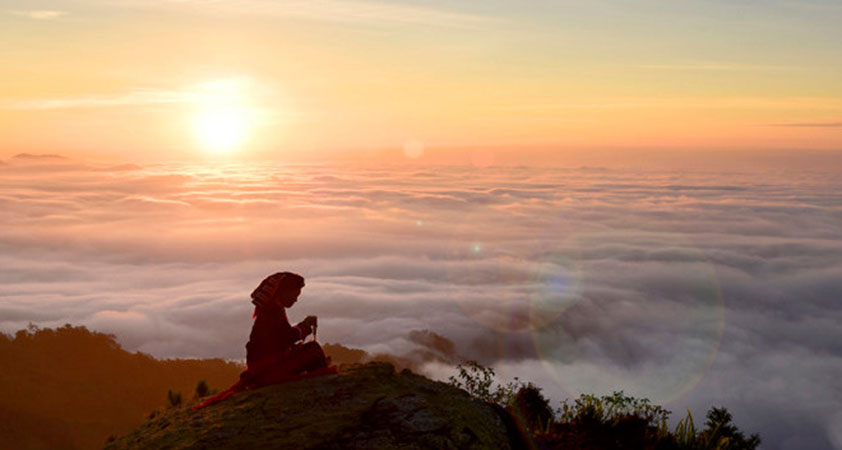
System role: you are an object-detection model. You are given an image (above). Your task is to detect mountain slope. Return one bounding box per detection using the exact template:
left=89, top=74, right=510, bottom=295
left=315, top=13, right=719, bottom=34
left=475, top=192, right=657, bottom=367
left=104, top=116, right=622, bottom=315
left=105, top=362, right=523, bottom=450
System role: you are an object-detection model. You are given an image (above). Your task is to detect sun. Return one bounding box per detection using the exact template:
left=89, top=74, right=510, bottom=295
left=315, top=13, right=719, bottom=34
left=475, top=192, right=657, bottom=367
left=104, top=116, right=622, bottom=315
left=194, top=107, right=248, bottom=154
left=191, top=79, right=252, bottom=155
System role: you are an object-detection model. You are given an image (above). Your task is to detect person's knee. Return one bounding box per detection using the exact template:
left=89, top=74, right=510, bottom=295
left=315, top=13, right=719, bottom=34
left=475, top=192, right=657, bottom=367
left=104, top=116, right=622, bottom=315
left=292, top=342, right=327, bottom=370
left=300, top=341, right=323, bottom=352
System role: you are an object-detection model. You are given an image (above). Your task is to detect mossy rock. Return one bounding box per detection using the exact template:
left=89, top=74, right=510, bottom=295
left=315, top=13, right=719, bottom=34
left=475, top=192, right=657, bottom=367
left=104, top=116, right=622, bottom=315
left=104, top=362, right=522, bottom=450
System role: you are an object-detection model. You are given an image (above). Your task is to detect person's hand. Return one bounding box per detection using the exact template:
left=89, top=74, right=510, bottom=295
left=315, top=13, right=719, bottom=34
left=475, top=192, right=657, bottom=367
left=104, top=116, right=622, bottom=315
left=301, top=315, right=318, bottom=334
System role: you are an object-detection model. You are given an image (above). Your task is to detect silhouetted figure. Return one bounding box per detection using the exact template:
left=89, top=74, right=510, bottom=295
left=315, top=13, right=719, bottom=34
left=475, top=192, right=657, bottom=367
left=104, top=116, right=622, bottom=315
left=194, top=272, right=335, bottom=410
left=242, top=271, right=329, bottom=385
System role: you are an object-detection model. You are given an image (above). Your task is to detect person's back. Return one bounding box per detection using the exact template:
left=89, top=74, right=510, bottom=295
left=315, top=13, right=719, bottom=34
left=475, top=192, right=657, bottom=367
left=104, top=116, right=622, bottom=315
left=246, top=300, right=299, bottom=368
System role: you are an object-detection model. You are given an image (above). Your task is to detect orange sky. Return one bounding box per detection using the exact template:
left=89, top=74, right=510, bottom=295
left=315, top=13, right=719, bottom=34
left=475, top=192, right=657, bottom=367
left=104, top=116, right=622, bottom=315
left=1, top=0, right=841, bottom=164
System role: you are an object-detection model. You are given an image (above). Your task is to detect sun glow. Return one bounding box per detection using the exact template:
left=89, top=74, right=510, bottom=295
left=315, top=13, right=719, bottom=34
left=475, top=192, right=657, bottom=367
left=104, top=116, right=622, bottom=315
left=191, top=79, right=253, bottom=155
left=194, top=107, right=248, bottom=154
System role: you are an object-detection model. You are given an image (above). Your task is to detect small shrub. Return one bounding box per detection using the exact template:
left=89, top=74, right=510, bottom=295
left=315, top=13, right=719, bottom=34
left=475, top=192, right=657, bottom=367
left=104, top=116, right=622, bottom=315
left=508, top=383, right=554, bottom=433
left=167, top=389, right=182, bottom=408
left=700, top=407, right=761, bottom=450
left=195, top=380, right=210, bottom=398
left=448, top=360, right=497, bottom=402
left=448, top=360, right=526, bottom=405
left=558, top=391, right=670, bottom=427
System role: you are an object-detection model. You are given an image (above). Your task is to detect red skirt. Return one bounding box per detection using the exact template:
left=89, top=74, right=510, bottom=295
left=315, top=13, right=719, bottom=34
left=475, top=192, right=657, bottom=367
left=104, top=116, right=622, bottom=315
left=246, top=341, right=329, bottom=386
left=193, top=341, right=334, bottom=410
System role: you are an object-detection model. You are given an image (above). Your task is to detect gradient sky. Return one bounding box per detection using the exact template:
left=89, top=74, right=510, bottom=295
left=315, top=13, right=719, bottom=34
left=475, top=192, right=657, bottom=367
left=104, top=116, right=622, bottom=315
left=1, top=0, right=841, bottom=162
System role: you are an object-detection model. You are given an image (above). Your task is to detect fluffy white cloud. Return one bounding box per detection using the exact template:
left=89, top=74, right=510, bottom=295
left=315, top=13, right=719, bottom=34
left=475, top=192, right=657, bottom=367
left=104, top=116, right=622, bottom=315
left=1, top=157, right=840, bottom=449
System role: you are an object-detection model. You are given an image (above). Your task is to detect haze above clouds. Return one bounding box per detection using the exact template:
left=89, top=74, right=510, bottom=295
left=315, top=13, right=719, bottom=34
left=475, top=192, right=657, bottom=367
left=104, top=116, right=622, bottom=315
left=1, top=156, right=841, bottom=449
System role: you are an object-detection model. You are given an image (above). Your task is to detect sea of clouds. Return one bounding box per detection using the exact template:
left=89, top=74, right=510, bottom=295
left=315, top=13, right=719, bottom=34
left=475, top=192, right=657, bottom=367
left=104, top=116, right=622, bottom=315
left=1, top=154, right=841, bottom=449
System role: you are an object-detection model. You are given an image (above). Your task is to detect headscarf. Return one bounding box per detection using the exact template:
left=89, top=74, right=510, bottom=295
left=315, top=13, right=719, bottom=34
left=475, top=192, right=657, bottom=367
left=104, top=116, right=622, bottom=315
left=250, top=272, right=305, bottom=318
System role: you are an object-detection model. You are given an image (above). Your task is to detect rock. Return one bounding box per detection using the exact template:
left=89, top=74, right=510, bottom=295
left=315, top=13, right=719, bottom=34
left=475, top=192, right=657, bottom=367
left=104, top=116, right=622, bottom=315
left=104, top=362, right=524, bottom=450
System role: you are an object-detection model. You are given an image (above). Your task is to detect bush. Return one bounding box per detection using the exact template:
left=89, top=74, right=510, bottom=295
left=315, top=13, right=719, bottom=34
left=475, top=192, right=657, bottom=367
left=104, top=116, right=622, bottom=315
left=195, top=380, right=210, bottom=398
left=508, top=384, right=554, bottom=433
left=559, top=391, right=670, bottom=429
left=448, top=360, right=499, bottom=403
left=699, top=407, right=761, bottom=450
left=448, top=360, right=526, bottom=405
left=166, top=390, right=182, bottom=408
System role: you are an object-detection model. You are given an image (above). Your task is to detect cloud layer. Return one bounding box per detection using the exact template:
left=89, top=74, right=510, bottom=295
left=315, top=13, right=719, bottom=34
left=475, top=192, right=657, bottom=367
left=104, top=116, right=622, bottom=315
left=1, top=158, right=840, bottom=449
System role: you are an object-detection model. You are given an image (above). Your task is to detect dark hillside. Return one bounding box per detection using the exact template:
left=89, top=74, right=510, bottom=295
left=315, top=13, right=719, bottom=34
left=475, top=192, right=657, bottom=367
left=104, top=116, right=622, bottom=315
left=105, top=362, right=521, bottom=450
left=0, top=325, right=242, bottom=450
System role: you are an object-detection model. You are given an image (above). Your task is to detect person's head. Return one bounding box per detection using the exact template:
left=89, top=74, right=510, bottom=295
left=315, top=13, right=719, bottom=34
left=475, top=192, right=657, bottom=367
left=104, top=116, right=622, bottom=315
left=251, top=272, right=305, bottom=309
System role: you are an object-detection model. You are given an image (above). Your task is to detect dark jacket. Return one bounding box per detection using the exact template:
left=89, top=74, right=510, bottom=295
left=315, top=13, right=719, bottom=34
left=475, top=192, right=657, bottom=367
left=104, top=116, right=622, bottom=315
left=245, top=302, right=305, bottom=368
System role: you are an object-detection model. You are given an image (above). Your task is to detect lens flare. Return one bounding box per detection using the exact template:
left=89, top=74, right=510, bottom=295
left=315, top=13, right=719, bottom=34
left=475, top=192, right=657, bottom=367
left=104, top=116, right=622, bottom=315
left=445, top=217, right=584, bottom=333
left=532, top=231, right=725, bottom=405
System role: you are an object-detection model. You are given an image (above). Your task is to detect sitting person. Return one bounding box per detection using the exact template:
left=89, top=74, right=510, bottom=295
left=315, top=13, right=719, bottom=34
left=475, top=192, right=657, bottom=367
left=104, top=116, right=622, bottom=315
left=193, top=271, right=333, bottom=409
left=240, top=271, right=330, bottom=387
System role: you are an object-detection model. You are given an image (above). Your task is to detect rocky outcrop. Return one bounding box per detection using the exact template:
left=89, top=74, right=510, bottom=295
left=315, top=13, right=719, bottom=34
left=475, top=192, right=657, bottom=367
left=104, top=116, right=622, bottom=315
left=105, top=362, right=524, bottom=450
